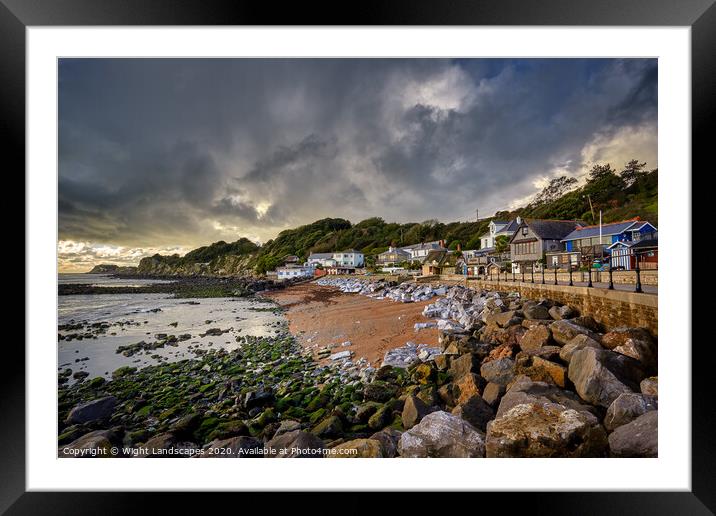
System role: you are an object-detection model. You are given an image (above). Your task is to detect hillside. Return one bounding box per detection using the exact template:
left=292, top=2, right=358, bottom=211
left=93, top=159, right=656, bottom=276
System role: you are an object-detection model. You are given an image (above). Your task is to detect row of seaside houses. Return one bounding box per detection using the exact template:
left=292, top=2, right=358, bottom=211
left=272, top=216, right=657, bottom=280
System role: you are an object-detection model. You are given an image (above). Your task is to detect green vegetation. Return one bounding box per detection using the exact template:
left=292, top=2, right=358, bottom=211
left=143, top=158, right=656, bottom=275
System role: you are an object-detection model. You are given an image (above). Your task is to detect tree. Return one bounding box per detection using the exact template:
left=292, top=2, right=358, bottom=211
left=495, top=235, right=510, bottom=253
left=620, top=159, right=648, bottom=187
left=587, top=163, right=617, bottom=183
left=532, top=176, right=578, bottom=206
left=448, top=240, right=461, bottom=250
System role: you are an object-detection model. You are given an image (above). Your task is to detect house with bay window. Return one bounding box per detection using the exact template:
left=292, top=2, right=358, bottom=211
left=508, top=219, right=584, bottom=272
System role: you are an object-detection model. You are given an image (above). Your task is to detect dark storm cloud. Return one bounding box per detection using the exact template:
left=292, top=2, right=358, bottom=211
left=58, top=58, right=657, bottom=269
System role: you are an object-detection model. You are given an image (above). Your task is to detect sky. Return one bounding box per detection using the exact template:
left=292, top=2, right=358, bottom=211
left=58, top=58, right=657, bottom=272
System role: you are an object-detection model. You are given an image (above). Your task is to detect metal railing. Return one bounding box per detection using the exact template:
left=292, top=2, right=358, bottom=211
left=479, top=249, right=656, bottom=293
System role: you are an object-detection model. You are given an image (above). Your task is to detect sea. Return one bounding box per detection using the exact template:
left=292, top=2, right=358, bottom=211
left=58, top=274, right=284, bottom=384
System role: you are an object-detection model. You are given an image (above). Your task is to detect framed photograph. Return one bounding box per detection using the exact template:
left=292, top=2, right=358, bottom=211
left=6, top=0, right=712, bottom=512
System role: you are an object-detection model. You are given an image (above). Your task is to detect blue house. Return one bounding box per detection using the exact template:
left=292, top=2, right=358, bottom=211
left=561, top=218, right=657, bottom=256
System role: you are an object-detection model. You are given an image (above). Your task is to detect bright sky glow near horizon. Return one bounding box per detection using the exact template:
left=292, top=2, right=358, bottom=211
left=58, top=58, right=657, bottom=272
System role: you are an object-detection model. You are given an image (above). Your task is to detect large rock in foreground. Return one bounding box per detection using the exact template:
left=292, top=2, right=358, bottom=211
left=550, top=320, right=602, bottom=346
left=398, top=411, right=486, bottom=458
left=608, top=411, right=658, bottom=457
left=568, top=347, right=645, bottom=408
left=265, top=430, right=326, bottom=458
left=486, top=402, right=608, bottom=457
left=65, top=396, right=118, bottom=425
left=496, top=375, right=599, bottom=418
left=327, top=439, right=384, bottom=458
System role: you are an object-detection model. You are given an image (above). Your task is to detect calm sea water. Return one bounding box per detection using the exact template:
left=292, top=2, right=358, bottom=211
left=58, top=274, right=284, bottom=383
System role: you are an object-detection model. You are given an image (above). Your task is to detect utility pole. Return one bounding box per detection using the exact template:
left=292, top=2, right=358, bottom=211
left=476, top=208, right=479, bottom=223
left=583, top=194, right=595, bottom=223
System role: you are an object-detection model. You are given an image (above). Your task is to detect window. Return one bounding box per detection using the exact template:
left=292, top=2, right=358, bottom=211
left=522, top=227, right=528, bottom=236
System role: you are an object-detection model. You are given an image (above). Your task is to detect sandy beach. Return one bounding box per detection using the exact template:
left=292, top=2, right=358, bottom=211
left=264, top=282, right=439, bottom=367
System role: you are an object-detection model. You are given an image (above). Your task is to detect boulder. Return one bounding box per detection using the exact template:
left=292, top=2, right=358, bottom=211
left=613, top=337, right=657, bottom=371
left=522, top=304, right=551, bottom=320
left=402, top=395, right=432, bottom=430
left=640, top=376, right=658, bottom=397
left=433, top=354, right=451, bottom=371
left=549, top=305, right=577, bottom=320
left=398, top=411, right=486, bottom=458
left=65, top=396, right=118, bottom=425
left=480, top=357, right=515, bottom=386
left=354, top=402, right=382, bottom=423
left=367, top=405, right=393, bottom=431
left=571, top=315, right=604, bottom=333
left=481, top=382, right=506, bottom=407
left=370, top=428, right=402, bottom=458
left=550, top=320, right=602, bottom=346
left=327, top=439, right=384, bottom=458
left=58, top=430, right=114, bottom=457
left=559, top=334, right=603, bottom=363
left=486, top=402, right=608, bottom=457
left=311, top=416, right=344, bottom=439
left=449, top=353, right=480, bottom=378
left=363, top=381, right=399, bottom=402
left=519, top=325, right=552, bottom=351
left=451, top=394, right=494, bottom=432
left=454, top=373, right=485, bottom=405
left=497, top=375, right=599, bottom=419
left=203, top=436, right=264, bottom=458
left=568, top=347, right=645, bottom=408
left=601, top=327, right=654, bottom=350
left=515, top=353, right=568, bottom=388
left=608, top=411, right=658, bottom=457
left=604, top=393, right=658, bottom=432
left=273, top=419, right=302, bottom=438
left=265, top=430, right=326, bottom=458
left=141, top=432, right=198, bottom=457
left=491, top=310, right=522, bottom=328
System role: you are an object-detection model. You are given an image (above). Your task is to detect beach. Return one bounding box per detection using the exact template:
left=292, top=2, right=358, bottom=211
left=264, top=282, right=439, bottom=367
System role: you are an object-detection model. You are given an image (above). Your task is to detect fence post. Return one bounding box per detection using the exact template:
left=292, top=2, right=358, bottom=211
left=531, top=263, right=535, bottom=283
left=587, top=266, right=593, bottom=288
left=541, top=264, right=545, bottom=284
left=569, top=266, right=573, bottom=286
left=635, top=252, right=643, bottom=293
left=522, top=268, right=525, bottom=283
left=553, top=266, right=558, bottom=285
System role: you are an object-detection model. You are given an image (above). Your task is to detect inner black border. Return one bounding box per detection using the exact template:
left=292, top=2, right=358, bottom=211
left=4, top=0, right=712, bottom=513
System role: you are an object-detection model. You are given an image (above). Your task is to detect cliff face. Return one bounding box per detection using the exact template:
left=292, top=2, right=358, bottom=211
left=88, top=264, right=138, bottom=274
left=136, top=253, right=256, bottom=277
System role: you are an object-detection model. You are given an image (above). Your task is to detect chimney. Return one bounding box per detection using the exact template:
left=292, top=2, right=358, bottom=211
left=439, top=239, right=446, bottom=248
left=457, top=243, right=462, bottom=252
left=516, top=216, right=522, bottom=225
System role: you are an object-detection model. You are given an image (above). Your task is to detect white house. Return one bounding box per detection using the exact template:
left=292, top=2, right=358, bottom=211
left=276, top=265, right=314, bottom=280
left=479, top=218, right=521, bottom=249
left=332, top=249, right=364, bottom=267
left=306, top=252, right=336, bottom=267
left=401, top=240, right=446, bottom=261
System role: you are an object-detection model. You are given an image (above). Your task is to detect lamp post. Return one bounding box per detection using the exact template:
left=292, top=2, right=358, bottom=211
left=568, top=263, right=574, bottom=286
left=553, top=265, right=558, bottom=285
left=608, top=254, right=614, bottom=290
left=541, top=262, right=545, bottom=284
left=587, top=265, right=593, bottom=288
left=531, top=263, right=535, bottom=283
left=635, top=252, right=643, bottom=293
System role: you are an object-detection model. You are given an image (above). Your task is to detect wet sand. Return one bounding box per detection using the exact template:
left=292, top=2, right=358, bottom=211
left=264, top=282, right=439, bottom=367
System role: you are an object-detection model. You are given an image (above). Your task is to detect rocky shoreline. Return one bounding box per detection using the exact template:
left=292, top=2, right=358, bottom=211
left=58, top=275, right=295, bottom=298
left=59, top=277, right=657, bottom=458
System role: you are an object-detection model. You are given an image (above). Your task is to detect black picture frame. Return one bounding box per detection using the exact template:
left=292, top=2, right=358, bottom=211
left=4, top=0, right=712, bottom=513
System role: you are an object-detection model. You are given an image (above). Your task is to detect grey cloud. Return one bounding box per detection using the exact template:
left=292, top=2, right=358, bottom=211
left=59, top=58, right=657, bottom=258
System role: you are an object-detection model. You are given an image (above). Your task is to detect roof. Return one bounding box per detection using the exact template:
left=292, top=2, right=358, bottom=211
left=308, top=252, right=334, bottom=259
left=402, top=241, right=443, bottom=251
left=336, top=249, right=362, bottom=254
left=520, top=219, right=584, bottom=241
left=424, top=249, right=448, bottom=264
left=630, top=238, right=658, bottom=249
left=378, top=247, right=410, bottom=256
left=561, top=218, right=648, bottom=241
left=491, top=220, right=509, bottom=226
left=496, top=219, right=521, bottom=233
